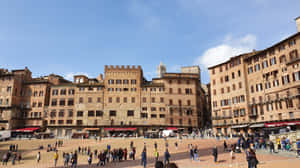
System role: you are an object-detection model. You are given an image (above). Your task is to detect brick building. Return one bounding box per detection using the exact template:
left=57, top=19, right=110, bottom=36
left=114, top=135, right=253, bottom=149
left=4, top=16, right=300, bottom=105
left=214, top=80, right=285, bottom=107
left=209, top=17, right=300, bottom=136
left=0, top=64, right=207, bottom=137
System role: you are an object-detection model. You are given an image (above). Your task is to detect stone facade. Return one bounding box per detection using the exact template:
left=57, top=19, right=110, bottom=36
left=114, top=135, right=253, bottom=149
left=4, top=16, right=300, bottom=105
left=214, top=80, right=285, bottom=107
left=209, top=19, right=300, bottom=136
left=0, top=64, right=208, bottom=137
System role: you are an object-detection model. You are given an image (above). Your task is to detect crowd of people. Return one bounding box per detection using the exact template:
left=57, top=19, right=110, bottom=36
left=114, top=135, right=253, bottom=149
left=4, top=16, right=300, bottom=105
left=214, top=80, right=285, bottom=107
left=1, top=144, right=22, bottom=166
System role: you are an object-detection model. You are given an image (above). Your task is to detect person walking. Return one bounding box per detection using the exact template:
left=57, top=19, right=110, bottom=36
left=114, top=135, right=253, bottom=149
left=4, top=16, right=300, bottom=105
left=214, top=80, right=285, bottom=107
left=17, top=152, right=22, bottom=164
left=164, top=149, right=171, bottom=165
left=189, top=145, right=194, bottom=161
left=175, top=142, right=178, bottom=150
left=212, top=146, right=218, bottom=163
left=88, top=153, right=93, bottom=167
left=276, top=137, right=281, bottom=151
left=193, top=146, right=199, bottom=161
left=2, top=152, right=8, bottom=165
left=37, top=151, right=41, bottom=163
left=249, top=148, right=258, bottom=168
left=296, top=139, right=300, bottom=157
left=54, top=151, right=59, bottom=167
left=71, top=151, right=78, bottom=168
left=269, top=140, right=275, bottom=153
left=224, top=140, right=228, bottom=152
left=141, top=149, right=147, bottom=168
left=155, top=148, right=159, bottom=161
left=64, top=152, right=70, bottom=168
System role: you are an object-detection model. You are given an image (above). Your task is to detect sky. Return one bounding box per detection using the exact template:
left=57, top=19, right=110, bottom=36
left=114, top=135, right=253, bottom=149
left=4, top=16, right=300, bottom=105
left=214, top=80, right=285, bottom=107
left=0, top=0, right=300, bottom=84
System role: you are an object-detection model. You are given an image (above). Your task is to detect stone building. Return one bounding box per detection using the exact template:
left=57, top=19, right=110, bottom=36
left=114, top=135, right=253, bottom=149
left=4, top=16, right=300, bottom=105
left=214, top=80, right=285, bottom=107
left=0, top=64, right=208, bottom=137
left=209, top=17, right=300, bottom=136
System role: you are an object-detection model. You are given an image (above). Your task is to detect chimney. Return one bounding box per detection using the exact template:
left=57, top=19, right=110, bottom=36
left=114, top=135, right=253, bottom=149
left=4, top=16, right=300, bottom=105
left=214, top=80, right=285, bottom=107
left=296, top=16, right=300, bottom=32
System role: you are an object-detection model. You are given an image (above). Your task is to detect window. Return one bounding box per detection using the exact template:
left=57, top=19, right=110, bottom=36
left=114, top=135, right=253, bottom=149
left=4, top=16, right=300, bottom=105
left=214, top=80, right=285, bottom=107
left=52, top=89, right=58, bottom=95
left=38, top=102, right=42, bottom=107
left=50, top=120, right=56, bottom=124
left=187, top=100, right=191, bottom=106
left=115, top=88, right=121, bottom=92
left=255, top=64, right=260, bottom=71
left=123, top=88, right=129, bottom=91
left=123, top=79, right=129, bottom=84
left=39, top=91, right=44, bottom=97
left=88, top=97, right=92, bottom=103
left=256, top=83, right=263, bottom=92
left=225, top=76, right=229, bottom=82
left=109, top=110, right=116, bottom=117
left=131, top=97, right=135, bottom=103
left=221, top=88, right=224, bottom=94
left=68, top=99, right=74, bottom=106
left=96, top=111, right=103, bottom=117
left=219, top=66, right=223, bottom=72
left=151, top=98, right=155, bottom=103
left=278, top=45, right=285, bottom=52
left=169, top=88, right=173, bottom=94
left=186, top=80, right=190, bottom=84
left=50, top=110, right=56, bottom=118
left=77, top=111, right=83, bottom=117
left=141, top=113, right=148, bottom=118
left=248, top=67, right=253, bottom=74
left=265, top=82, right=271, bottom=89
left=88, top=111, right=95, bottom=117
left=279, top=55, right=286, bottom=63
left=79, top=97, right=83, bottom=104
left=131, top=80, right=137, bottom=84
left=60, top=89, right=66, bottom=95
left=238, top=82, right=242, bottom=89
left=159, top=107, right=165, bottom=112
left=97, top=97, right=101, bottom=103
left=68, top=89, right=75, bottom=95
left=212, top=69, right=215, bottom=74
left=289, top=39, right=296, bottom=47
left=240, top=109, right=245, bottom=116
left=127, top=110, right=134, bottom=116
left=227, top=87, right=230, bottom=93
left=59, top=99, right=65, bottom=106
left=273, top=80, right=279, bottom=87
left=213, top=79, right=216, bottom=85
left=116, top=97, right=120, bottom=103
left=185, top=88, right=192, bottom=94
left=240, top=95, right=245, bottom=102
left=238, top=70, right=241, bottom=77
left=68, top=110, right=73, bottom=117
left=160, top=114, right=165, bottom=118
left=67, top=120, right=72, bottom=124
left=213, top=89, right=216, bottom=95
left=79, top=87, right=85, bottom=91
left=232, top=72, right=235, bottom=79
left=59, top=110, right=64, bottom=117
left=108, top=88, right=114, bottom=92
left=160, top=97, right=164, bottom=103
left=262, top=60, right=268, bottom=68
left=179, top=119, right=183, bottom=125
left=76, top=120, right=83, bottom=125
left=142, top=97, right=146, bottom=103
left=131, top=88, right=137, bottom=92
left=270, top=57, right=276, bottom=65
left=151, top=107, right=156, bottom=111
left=282, top=75, right=290, bottom=85
left=108, top=80, right=114, bottom=84
left=232, top=84, right=236, bottom=91
left=178, top=100, right=182, bottom=106
left=51, top=99, right=57, bottom=106
left=123, top=97, right=127, bottom=103
left=293, top=71, right=300, bottom=81
left=116, top=79, right=122, bottom=84
left=33, top=91, right=38, bottom=97
left=32, top=102, right=37, bottom=107
left=151, top=114, right=157, bottom=118
left=178, top=88, right=181, bottom=94
left=170, top=118, right=174, bottom=124
left=169, top=99, right=173, bottom=105
left=220, top=77, right=223, bottom=83
left=142, top=107, right=147, bottom=111
left=289, top=50, right=299, bottom=60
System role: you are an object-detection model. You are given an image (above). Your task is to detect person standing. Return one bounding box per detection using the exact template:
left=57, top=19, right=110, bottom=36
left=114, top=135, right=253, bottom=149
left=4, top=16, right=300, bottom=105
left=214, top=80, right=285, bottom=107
left=276, top=137, right=281, bottom=151
left=64, top=152, right=70, bottom=168
left=71, top=151, right=78, bottom=168
left=17, top=152, right=22, bottom=164
left=193, top=146, right=199, bottom=161
left=164, top=149, right=170, bottom=165
left=212, top=146, right=218, bottom=163
left=37, top=151, right=41, bottom=163
left=296, top=139, right=300, bottom=157
left=189, top=145, right=194, bottom=161
left=175, top=142, right=178, bottom=150
left=141, top=149, right=147, bottom=168
left=54, top=151, right=59, bottom=167
left=249, top=148, right=258, bottom=168
left=269, top=140, right=275, bottom=153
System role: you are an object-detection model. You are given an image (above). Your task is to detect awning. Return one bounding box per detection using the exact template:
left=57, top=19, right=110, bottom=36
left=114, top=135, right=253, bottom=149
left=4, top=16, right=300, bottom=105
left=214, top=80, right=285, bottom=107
left=84, top=128, right=100, bottom=131
left=104, top=128, right=137, bottom=131
left=167, top=127, right=178, bottom=130
left=249, top=123, right=265, bottom=128
left=231, top=124, right=249, bottom=129
left=14, top=127, right=40, bottom=132
left=264, top=120, right=300, bottom=128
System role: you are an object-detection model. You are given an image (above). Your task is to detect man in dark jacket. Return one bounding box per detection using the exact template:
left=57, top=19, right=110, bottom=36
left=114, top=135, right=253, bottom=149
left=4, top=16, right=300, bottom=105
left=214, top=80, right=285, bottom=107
left=212, top=146, right=218, bottom=162
left=164, top=149, right=170, bottom=165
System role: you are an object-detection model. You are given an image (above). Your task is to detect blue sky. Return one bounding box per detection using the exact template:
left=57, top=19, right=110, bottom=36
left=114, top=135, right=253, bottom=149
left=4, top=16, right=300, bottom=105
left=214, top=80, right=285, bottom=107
left=0, top=0, right=299, bottom=84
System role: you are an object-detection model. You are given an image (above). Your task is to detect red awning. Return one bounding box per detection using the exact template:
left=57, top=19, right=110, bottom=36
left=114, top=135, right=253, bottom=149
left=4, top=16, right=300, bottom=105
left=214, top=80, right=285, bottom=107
left=264, top=121, right=300, bottom=128
left=14, top=127, right=40, bottom=132
left=104, top=128, right=136, bottom=131
left=167, top=127, right=178, bottom=130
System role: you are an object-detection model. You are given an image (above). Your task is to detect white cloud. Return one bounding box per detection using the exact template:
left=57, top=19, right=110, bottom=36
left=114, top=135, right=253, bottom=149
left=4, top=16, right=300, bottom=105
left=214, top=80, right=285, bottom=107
left=195, top=34, right=257, bottom=67
left=64, top=72, right=89, bottom=81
